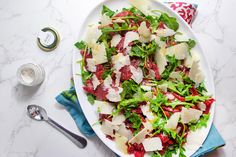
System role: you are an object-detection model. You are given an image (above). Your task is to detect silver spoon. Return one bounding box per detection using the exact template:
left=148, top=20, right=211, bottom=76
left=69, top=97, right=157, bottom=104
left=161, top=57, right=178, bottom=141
left=27, top=104, right=87, bottom=148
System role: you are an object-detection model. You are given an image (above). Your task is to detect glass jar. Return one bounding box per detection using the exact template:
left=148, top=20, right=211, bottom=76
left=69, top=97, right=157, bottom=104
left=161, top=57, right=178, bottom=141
left=17, top=63, right=45, bottom=86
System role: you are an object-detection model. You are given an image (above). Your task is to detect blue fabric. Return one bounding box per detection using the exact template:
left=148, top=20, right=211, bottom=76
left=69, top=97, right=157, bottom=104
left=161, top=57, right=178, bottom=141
left=56, top=86, right=95, bottom=137
left=56, top=86, right=225, bottom=156
left=192, top=125, right=225, bottom=157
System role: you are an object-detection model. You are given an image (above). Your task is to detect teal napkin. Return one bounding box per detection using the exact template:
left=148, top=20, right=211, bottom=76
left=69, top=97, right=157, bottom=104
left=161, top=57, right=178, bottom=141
left=56, top=86, right=225, bottom=156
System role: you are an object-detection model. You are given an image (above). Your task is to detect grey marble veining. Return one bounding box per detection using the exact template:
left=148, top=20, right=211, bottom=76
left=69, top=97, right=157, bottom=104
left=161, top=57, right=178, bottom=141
left=0, top=0, right=235, bottom=157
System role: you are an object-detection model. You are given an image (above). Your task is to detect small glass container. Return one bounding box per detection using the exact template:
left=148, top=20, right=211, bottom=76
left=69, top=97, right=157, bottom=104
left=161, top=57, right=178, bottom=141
left=17, top=63, right=45, bottom=86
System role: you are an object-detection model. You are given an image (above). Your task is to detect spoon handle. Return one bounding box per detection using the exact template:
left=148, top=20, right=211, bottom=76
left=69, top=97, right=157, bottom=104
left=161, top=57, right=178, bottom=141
left=46, top=117, right=87, bottom=148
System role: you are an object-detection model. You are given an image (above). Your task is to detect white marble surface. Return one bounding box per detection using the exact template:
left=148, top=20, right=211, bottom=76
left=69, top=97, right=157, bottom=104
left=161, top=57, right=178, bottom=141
left=0, top=0, right=235, bottom=157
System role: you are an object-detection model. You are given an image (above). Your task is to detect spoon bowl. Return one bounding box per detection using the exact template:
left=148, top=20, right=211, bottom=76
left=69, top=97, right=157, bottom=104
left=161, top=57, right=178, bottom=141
left=27, top=104, right=87, bottom=148
left=27, top=104, right=48, bottom=121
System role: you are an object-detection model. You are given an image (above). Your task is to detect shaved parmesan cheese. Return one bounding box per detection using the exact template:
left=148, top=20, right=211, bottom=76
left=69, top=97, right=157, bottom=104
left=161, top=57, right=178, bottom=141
left=106, top=88, right=121, bottom=102
left=124, top=31, right=139, bottom=48
left=184, top=50, right=200, bottom=68
left=104, top=75, right=113, bottom=88
left=115, top=71, right=121, bottom=87
left=139, top=35, right=150, bottom=43
left=112, top=114, right=126, bottom=125
left=129, top=121, right=153, bottom=144
left=169, top=71, right=183, bottom=82
left=95, top=100, right=113, bottom=114
left=143, top=121, right=153, bottom=130
left=125, top=46, right=132, bottom=54
left=113, top=18, right=125, bottom=23
left=165, top=112, right=180, bottom=130
left=181, top=107, right=203, bottom=124
left=128, top=0, right=150, bottom=15
left=86, top=58, right=97, bottom=72
left=158, top=83, right=168, bottom=92
left=117, top=123, right=133, bottom=139
left=184, top=129, right=205, bottom=150
left=141, top=105, right=155, bottom=120
left=142, top=137, right=163, bottom=151
left=156, top=28, right=176, bottom=37
left=101, top=119, right=119, bottom=136
left=149, top=70, right=156, bottom=79
left=144, top=91, right=153, bottom=99
left=91, top=74, right=100, bottom=90
left=115, top=135, right=128, bottom=154
left=130, top=66, right=143, bottom=84
left=129, top=127, right=149, bottom=144
left=154, top=47, right=167, bottom=74
left=175, top=33, right=189, bottom=42
left=141, top=85, right=151, bottom=91
left=151, top=35, right=166, bottom=47
left=112, top=53, right=130, bottom=71
left=189, top=61, right=205, bottom=84
left=111, top=34, right=122, bottom=47
left=84, top=24, right=102, bottom=48
left=100, top=14, right=112, bottom=27
left=138, top=21, right=151, bottom=38
left=197, top=102, right=206, bottom=111
left=92, top=42, right=108, bottom=65
left=165, top=93, right=175, bottom=100
left=166, top=43, right=188, bottom=60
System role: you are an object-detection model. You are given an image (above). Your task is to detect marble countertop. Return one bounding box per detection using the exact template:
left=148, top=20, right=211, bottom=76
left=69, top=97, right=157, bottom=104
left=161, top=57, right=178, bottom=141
left=0, top=0, right=235, bottom=157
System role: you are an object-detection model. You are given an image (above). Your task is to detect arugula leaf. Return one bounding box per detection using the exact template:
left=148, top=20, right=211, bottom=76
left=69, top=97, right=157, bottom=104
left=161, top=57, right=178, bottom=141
left=102, top=69, right=114, bottom=80
left=160, top=36, right=168, bottom=42
left=159, top=13, right=179, bottom=31
left=196, top=82, right=207, bottom=95
left=186, top=39, right=196, bottom=51
left=75, top=41, right=86, bottom=50
left=151, top=152, right=162, bottom=157
left=118, top=96, right=147, bottom=109
left=100, top=23, right=137, bottom=33
left=87, top=94, right=95, bottom=104
left=82, top=70, right=92, bottom=84
left=179, top=147, right=186, bottom=157
left=150, top=92, right=167, bottom=113
left=185, top=95, right=209, bottom=103
left=166, top=100, right=194, bottom=108
left=189, top=114, right=210, bottom=131
left=97, top=33, right=112, bottom=43
left=126, top=113, right=142, bottom=132
left=128, top=7, right=145, bottom=17
left=146, top=15, right=159, bottom=33
left=130, top=40, right=158, bottom=58
left=167, top=81, right=191, bottom=96
left=163, top=145, right=179, bottom=157
left=102, top=5, right=115, bottom=17
left=121, top=80, right=139, bottom=99
left=161, top=55, right=180, bottom=79
left=106, top=46, right=117, bottom=62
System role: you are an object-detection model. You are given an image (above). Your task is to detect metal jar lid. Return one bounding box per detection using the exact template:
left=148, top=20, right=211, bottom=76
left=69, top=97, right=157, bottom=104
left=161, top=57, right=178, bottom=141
left=37, top=27, right=60, bottom=52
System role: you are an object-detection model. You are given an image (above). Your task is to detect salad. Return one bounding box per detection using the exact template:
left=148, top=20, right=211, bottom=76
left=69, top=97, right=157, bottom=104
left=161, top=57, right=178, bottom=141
left=75, top=1, right=214, bottom=157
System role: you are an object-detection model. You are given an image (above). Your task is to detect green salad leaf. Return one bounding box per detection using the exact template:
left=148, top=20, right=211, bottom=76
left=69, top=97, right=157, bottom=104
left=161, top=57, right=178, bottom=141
left=87, top=94, right=95, bottom=104
left=189, top=114, right=210, bottom=131
left=126, top=112, right=142, bottom=133
left=159, top=13, right=179, bottom=31
left=121, top=80, right=139, bottom=99
left=102, top=5, right=115, bottom=17
left=130, top=40, right=158, bottom=58
left=161, top=55, right=180, bottom=79
left=75, top=41, right=86, bottom=50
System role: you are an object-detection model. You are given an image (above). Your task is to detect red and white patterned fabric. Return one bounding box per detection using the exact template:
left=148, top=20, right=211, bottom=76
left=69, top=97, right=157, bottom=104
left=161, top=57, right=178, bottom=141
left=166, top=2, right=198, bottom=25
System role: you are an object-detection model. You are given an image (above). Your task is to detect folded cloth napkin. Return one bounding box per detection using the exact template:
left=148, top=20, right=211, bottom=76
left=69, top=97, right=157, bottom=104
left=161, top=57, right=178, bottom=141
left=56, top=1, right=225, bottom=156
